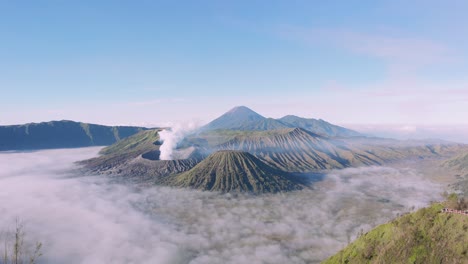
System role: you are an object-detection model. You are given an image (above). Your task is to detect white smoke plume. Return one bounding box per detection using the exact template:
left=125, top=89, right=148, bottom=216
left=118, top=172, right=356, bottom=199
left=0, top=148, right=443, bottom=264
left=159, top=122, right=199, bottom=160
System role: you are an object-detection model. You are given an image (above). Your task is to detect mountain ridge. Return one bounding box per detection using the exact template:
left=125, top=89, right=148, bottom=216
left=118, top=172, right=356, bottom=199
left=201, top=106, right=362, bottom=137
left=0, top=120, right=147, bottom=150
left=77, top=106, right=468, bottom=194
left=278, top=115, right=361, bottom=137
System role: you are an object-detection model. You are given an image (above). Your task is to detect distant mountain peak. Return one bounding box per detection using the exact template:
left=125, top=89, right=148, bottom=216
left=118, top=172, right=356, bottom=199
left=282, top=114, right=301, bottom=119
left=201, top=106, right=361, bottom=136
left=226, top=106, right=264, bottom=118
left=227, top=105, right=255, bottom=113
left=201, top=106, right=283, bottom=131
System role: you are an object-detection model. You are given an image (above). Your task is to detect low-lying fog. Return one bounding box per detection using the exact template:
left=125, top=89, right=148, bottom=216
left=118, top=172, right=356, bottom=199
left=0, top=148, right=442, bottom=264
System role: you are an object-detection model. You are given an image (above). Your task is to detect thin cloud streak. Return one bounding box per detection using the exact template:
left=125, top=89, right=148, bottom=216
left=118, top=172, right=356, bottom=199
left=280, top=26, right=453, bottom=69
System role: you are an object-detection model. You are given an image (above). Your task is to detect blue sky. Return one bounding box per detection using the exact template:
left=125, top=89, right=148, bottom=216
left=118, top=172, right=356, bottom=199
left=1, top=0, right=468, bottom=127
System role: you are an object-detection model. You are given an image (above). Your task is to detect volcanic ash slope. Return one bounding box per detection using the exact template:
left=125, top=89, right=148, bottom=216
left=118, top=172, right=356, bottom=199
left=164, top=150, right=305, bottom=193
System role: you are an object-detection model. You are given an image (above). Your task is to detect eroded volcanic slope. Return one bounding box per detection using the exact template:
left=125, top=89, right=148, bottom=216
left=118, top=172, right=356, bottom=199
left=80, top=106, right=468, bottom=192
left=163, top=150, right=305, bottom=193
left=215, top=127, right=466, bottom=172
left=81, top=127, right=468, bottom=186
left=216, top=128, right=363, bottom=171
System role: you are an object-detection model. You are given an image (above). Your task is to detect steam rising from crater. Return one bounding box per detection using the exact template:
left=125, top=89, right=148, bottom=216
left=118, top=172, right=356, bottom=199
left=159, top=123, right=198, bottom=160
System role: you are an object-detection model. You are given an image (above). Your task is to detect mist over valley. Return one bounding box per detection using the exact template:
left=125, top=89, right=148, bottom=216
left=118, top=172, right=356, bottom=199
left=0, top=147, right=449, bottom=264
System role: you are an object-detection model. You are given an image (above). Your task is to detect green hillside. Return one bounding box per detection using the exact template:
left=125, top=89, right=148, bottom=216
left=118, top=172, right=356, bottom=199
left=444, top=152, right=468, bottom=196
left=99, top=129, right=161, bottom=156
left=322, top=202, right=468, bottom=264
left=0, top=120, right=146, bottom=150
left=80, top=129, right=161, bottom=173
left=443, top=152, right=468, bottom=175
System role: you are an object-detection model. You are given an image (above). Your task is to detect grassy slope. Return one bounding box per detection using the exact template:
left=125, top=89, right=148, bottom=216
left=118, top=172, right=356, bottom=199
left=80, top=129, right=161, bottom=171
left=99, top=129, right=161, bottom=156
left=444, top=152, right=468, bottom=174
left=444, top=152, right=468, bottom=197
left=322, top=203, right=468, bottom=264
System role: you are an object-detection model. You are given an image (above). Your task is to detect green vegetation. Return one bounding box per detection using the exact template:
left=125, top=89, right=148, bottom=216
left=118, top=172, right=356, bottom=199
left=80, top=129, right=162, bottom=174
left=322, top=200, right=468, bottom=264
left=99, top=129, right=161, bottom=156
left=444, top=193, right=468, bottom=210
left=443, top=152, right=468, bottom=174
left=167, top=150, right=305, bottom=193
left=1, top=220, right=42, bottom=264
left=443, top=152, right=468, bottom=196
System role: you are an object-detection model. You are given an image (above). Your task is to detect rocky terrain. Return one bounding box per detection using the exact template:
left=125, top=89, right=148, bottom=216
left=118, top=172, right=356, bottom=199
left=162, top=150, right=306, bottom=193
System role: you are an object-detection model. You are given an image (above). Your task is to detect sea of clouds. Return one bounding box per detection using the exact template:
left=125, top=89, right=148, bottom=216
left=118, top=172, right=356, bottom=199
left=0, top=148, right=442, bottom=264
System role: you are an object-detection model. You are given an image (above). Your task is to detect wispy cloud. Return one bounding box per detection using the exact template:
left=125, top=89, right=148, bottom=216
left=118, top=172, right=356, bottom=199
left=281, top=26, right=453, bottom=70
